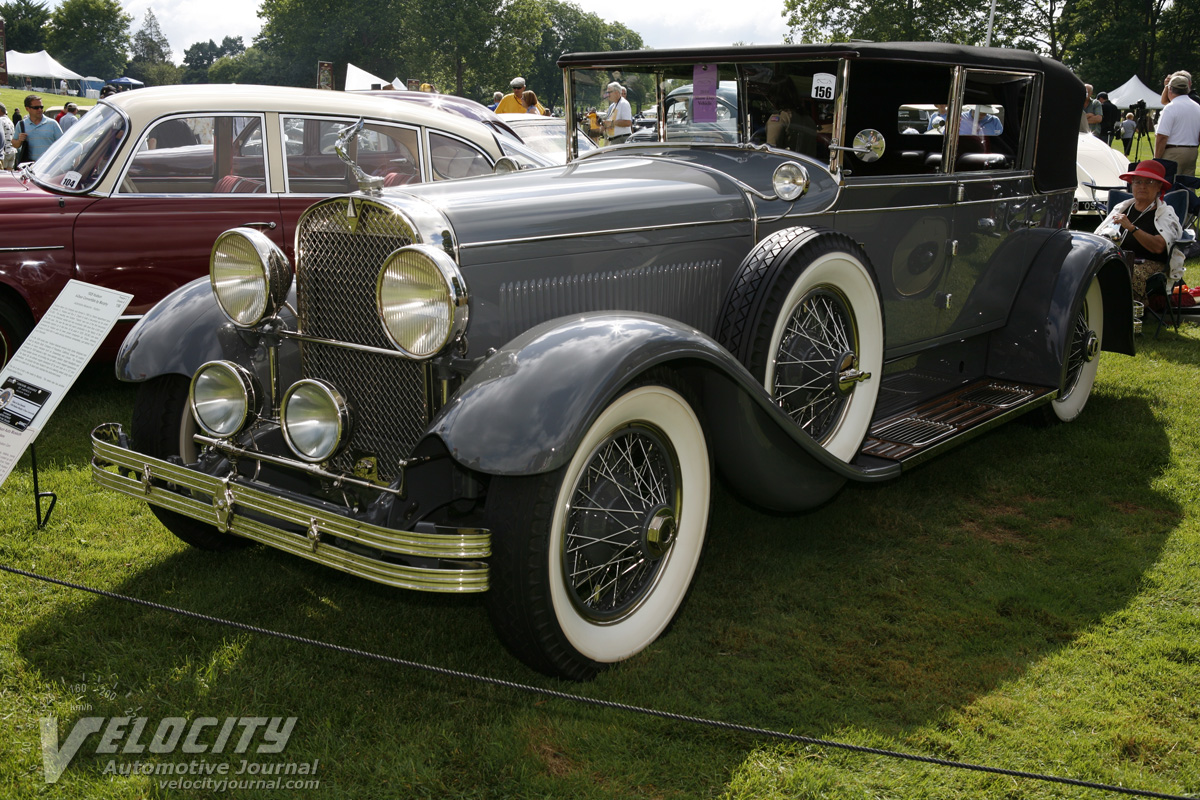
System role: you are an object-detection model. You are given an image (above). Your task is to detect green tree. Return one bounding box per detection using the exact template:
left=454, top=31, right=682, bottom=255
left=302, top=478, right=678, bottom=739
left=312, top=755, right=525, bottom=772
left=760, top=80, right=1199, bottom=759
left=526, top=1, right=643, bottom=110
left=181, top=36, right=244, bottom=83
left=256, top=0, right=406, bottom=88
left=208, top=46, right=279, bottom=85
left=45, top=0, right=131, bottom=78
left=125, top=9, right=179, bottom=86
left=0, top=0, right=51, bottom=53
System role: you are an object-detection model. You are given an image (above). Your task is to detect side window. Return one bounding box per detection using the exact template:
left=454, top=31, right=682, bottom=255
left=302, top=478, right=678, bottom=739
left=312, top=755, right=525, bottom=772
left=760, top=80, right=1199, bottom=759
left=843, top=61, right=954, bottom=177
left=122, top=115, right=265, bottom=194
left=428, top=132, right=492, bottom=180
left=954, top=71, right=1033, bottom=173
left=282, top=117, right=422, bottom=193
left=744, top=61, right=838, bottom=162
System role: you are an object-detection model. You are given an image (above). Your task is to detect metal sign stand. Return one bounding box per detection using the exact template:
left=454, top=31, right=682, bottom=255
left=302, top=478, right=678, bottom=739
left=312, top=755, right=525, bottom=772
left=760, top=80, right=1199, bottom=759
left=30, top=443, right=56, bottom=529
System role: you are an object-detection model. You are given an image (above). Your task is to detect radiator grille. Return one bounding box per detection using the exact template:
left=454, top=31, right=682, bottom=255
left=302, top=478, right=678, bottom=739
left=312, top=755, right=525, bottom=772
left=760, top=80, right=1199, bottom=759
left=295, top=199, right=429, bottom=480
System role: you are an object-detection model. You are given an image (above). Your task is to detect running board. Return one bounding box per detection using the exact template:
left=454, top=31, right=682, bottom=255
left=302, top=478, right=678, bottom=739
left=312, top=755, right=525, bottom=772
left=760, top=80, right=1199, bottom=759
left=859, top=379, right=1056, bottom=467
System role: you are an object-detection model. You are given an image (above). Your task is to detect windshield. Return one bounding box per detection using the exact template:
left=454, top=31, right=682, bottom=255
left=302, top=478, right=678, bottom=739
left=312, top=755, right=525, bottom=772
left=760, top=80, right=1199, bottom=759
left=29, top=104, right=128, bottom=194
left=568, top=61, right=838, bottom=162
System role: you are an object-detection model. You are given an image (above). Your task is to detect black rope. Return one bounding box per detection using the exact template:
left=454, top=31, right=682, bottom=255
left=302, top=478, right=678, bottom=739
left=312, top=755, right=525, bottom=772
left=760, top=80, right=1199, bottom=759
left=1, top=562, right=1193, bottom=800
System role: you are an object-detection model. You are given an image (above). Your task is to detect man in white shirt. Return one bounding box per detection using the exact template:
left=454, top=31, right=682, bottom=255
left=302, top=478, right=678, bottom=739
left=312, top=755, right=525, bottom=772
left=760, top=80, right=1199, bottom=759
left=1155, top=73, right=1200, bottom=177
left=603, top=82, right=632, bottom=143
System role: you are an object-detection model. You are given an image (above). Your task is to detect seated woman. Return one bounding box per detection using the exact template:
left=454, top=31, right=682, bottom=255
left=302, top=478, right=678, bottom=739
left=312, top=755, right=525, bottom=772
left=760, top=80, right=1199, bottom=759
left=1095, top=159, right=1182, bottom=301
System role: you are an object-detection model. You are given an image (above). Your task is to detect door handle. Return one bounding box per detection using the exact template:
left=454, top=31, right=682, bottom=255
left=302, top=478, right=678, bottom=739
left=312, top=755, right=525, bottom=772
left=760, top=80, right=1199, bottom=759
left=242, top=221, right=277, bottom=230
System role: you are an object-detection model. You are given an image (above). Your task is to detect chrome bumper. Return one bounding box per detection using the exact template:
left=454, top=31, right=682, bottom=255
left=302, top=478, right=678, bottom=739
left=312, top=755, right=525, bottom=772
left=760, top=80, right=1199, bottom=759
left=91, top=423, right=490, bottom=593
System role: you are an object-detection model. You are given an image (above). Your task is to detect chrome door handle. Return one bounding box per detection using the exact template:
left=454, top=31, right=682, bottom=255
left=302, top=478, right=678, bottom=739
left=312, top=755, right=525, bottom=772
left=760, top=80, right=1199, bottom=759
left=242, top=221, right=277, bottom=230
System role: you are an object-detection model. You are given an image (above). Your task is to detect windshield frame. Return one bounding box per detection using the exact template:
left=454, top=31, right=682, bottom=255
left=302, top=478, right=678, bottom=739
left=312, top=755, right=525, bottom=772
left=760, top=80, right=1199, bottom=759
left=28, top=102, right=131, bottom=195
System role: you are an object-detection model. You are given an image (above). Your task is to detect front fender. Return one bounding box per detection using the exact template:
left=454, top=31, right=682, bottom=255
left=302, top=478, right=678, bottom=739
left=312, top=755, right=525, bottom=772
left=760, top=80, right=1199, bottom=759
left=988, top=230, right=1131, bottom=388
left=116, top=277, right=299, bottom=391
left=427, top=312, right=900, bottom=511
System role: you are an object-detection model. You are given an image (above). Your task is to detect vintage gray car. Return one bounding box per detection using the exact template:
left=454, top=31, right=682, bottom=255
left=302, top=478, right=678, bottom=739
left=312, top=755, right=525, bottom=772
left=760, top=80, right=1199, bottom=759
left=93, top=42, right=1133, bottom=680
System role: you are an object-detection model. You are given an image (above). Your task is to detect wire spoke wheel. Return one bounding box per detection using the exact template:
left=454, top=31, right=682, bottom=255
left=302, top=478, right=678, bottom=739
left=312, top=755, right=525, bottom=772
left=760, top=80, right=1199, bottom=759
left=562, top=423, right=679, bottom=622
left=1043, top=276, right=1103, bottom=423
left=771, top=286, right=859, bottom=443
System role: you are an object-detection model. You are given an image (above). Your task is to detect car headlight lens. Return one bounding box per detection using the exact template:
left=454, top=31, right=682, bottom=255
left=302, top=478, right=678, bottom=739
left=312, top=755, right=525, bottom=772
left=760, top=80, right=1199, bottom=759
left=281, top=379, right=350, bottom=463
left=210, top=228, right=292, bottom=327
left=190, top=361, right=261, bottom=438
left=772, top=161, right=810, bottom=202
left=376, top=244, right=468, bottom=358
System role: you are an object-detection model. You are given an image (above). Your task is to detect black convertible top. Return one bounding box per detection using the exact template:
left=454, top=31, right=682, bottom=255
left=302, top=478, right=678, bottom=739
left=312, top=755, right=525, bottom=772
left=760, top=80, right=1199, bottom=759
left=560, top=42, right=1083, bottom=190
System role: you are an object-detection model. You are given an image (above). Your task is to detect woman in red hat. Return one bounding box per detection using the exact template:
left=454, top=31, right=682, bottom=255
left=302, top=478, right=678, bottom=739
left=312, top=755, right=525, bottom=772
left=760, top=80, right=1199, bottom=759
left=1095, top=159, right=1183, bottom=300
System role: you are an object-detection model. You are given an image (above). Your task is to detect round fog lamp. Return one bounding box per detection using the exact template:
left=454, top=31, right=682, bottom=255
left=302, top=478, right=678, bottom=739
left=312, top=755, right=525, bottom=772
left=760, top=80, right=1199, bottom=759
left=190, top=361, right=261, bottom=438
left=772, top=161, right=810, bottom=202
left=377, top=244, right=468, bottom=359
left=210, top=228, right=292, bottom=327
left=281, top=379, right=351, bottom=462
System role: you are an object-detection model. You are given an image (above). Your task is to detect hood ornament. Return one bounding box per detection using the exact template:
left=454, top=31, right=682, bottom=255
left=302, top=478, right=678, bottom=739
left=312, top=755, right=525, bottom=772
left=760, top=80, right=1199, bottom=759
left=334, top=118, right=384, bottom=197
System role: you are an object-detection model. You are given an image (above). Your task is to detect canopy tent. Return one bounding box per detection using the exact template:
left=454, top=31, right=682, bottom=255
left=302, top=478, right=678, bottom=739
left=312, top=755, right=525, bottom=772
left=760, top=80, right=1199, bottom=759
left=108, top=76, right=144, bottom=88
left=1106, top=75, right=1164, bottom=110
left=344, top=63, right=388, bottom=91
left=80, top=76, right=104, bottom=99
left=5, top=50, right=84, bottom=90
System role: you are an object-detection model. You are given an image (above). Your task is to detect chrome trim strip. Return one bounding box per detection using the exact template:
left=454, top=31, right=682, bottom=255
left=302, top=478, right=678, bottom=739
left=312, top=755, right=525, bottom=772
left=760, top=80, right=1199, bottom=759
left=92, top=424, right=490, bottom=593
left=457, top=216, right=751, bottom=250
left=0, top=245, right=65, bottom=252
left=117, top=315, right=141, bottom=323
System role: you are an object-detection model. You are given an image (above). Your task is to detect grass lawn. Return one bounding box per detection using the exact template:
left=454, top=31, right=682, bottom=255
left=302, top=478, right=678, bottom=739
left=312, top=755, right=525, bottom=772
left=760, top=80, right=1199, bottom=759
left=1, top=88, right=96, bottom=117
left=0, top=266, right=1198, bottom=798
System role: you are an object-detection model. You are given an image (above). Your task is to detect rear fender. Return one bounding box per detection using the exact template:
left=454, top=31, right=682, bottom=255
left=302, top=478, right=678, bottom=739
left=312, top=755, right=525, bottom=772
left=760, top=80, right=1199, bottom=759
left=427, top=312, right=900, bottom=512
left=988, top=230, right=1131, bottom=389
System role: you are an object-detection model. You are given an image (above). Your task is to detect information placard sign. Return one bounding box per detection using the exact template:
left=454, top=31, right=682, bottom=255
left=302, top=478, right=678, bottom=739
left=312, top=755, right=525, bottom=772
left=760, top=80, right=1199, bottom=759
left=0, top=281, right=132, bottom=488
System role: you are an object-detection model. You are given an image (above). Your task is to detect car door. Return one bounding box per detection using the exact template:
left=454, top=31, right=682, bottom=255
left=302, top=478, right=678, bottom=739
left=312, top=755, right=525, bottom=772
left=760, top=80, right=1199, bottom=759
left=72, top=113, right=286, bottom=321
left=944, top=69, right=1039, bottom=341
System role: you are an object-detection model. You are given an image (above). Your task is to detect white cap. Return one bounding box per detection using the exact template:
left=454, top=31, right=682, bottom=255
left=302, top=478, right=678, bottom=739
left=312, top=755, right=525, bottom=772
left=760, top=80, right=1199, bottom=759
left=510, top=77, right=525, bottom=88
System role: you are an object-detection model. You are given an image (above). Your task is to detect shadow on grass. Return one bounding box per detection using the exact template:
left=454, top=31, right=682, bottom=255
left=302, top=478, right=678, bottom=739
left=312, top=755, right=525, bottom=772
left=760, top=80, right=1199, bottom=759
left=10, top=386, right=1178, bottom=796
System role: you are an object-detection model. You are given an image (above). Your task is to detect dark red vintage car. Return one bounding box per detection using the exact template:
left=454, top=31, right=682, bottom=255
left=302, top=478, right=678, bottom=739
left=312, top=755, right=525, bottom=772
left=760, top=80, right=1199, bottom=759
left=0, top=84, right=549, bottom=363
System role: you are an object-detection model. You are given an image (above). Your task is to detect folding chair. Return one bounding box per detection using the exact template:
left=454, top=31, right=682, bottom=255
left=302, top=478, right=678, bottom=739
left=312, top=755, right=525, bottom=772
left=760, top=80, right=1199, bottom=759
left=1106, top=188, right=1190, bottom=336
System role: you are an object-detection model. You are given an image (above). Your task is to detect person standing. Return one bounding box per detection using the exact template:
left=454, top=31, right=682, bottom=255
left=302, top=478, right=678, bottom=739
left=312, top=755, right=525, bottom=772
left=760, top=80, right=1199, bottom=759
left=1084, top=84, right=1103, bottom=136
left=59, top=103, right=80, bottom=132
left=1097, top=92, right=1120, bottom=144
left=1120, top=112, right=1136, bottom=156
left=13, top=95, right=63, bottom=163
left=602, top=82, right=632, bottom=143
left=1154, top=74, right=1200, bottom=177
left=0, top=104, right=14, bottom=169
left=487, top=91, right=503, bottom=111
left=495, top=77, right=544, bottom=115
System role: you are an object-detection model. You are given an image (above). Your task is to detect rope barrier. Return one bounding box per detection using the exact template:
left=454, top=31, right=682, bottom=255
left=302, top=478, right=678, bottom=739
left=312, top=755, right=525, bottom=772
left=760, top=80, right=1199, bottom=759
left=1, top=561, right=1192, bottom=800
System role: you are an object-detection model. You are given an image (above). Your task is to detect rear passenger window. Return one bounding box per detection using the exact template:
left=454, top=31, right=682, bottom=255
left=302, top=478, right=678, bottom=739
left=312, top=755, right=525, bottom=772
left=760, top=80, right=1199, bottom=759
left=954, top=71, right=1033, bottom=173
left=428, top=132, right=492, bottom=180
left=282, top=117, right=422, bottom=193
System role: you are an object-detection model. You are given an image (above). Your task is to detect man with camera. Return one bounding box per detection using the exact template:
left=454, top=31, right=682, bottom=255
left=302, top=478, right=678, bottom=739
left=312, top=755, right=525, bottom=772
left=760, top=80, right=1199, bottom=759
left=1155, top=73, right=1200, bottom=177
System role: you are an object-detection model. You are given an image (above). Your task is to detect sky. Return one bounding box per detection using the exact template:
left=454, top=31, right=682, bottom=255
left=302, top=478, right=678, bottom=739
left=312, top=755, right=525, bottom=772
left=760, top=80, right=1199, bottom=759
left=108, top=0, right=793, bottom=71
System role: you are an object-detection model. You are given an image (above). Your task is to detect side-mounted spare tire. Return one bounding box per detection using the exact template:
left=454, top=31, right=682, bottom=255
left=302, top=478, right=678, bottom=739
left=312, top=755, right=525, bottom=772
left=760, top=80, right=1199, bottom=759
left=718, top=228, right=884, bottom=462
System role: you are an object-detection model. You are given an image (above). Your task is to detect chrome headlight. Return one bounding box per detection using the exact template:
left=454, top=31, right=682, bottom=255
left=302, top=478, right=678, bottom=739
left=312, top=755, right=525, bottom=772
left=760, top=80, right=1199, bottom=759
left=210, top=228, right=292, bottom=327
left=190, top=361, right=261, bottom=438
left=281, top=379, right=351, bottom=463
left=772, top=161, right=810, bottom=202
left=376, top=244, right=468, bottom=358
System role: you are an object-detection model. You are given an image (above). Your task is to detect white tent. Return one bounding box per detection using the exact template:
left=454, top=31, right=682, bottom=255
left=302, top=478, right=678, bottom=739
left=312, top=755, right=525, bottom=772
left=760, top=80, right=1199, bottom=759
left=6, top=50, right=84, bottom=83
left=1106, top=75, right=1164, bottom=110
left=344, top=62, right=388, bottom=91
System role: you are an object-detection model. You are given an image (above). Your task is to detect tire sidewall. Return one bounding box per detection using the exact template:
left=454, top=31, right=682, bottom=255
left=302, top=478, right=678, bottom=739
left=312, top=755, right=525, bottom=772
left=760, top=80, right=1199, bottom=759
left=763, top=248, right=884, bottom=462
left=1052, top=276, right=1103, bottom=422
left=546, top=385, right=710, bottom=664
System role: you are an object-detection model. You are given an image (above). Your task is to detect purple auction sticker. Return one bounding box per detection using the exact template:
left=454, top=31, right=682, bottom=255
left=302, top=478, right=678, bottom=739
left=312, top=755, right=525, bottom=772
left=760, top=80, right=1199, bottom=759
left=692, top=63, right=718, bottom=123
